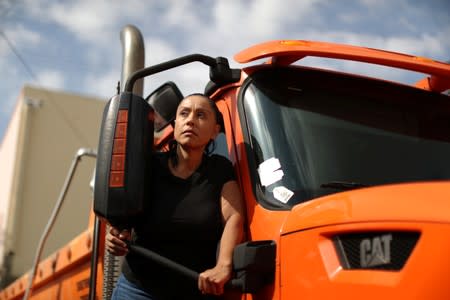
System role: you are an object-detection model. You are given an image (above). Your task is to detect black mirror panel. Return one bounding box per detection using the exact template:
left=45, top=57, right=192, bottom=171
left=146, top=82, right=183, bottom=132
left=231, top=240, right=276, bottom=293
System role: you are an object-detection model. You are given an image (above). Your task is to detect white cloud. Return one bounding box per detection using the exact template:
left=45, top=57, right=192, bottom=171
left=1, top=25, right=41, bottom=51
left=212, top=0, right=321, bottom=40
left=360, top=0, right=393, bottom=8
left=167, top=63, right=210, bottom=95
left=22, top=0, right=150, bottom=44
left=338, top=12, right=363, bottom=24
left=47, top=1, right=119, bottom=43
left=143, top=63, right=208, bottom=97
left=162, top=0, right=205, bottom=29
left=169, top=0, right=326, bottom=67
left=5, top=0, right=450, bottom=106
left=212, top=1, right=247, bottom=35
left=293, top=28, right=449, bottom=60
left=384, top=35, right=441, bottom=57
left=83, top=69, right=120, bottom=99
left=82, top=62, right=207, bottom=103
left=36, top=70, right=65, bottom=90
left=268, top=27, right=449, bottom=84
left=144, top=37, right=179, bottom=65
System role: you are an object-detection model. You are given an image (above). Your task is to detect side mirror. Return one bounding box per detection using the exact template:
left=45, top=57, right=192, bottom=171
left=94, top=92, right=153, bottom=229
left=230, top=240, right=276, bottom=293
left=146, top=81, right=183, bottom=132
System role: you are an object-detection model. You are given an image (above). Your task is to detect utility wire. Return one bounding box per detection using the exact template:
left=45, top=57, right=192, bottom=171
left=0, top=29, right=39, bottom=82
left=0, top=0, right=17, bottom=19
left=0, top=29, right=92, bottom=145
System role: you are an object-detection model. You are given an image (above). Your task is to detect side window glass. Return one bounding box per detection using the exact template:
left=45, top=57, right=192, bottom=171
left=212, top=132, right=229, bottom=159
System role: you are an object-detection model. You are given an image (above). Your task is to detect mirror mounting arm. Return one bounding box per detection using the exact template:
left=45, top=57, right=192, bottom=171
left=124, top=54, right=240, bottom=93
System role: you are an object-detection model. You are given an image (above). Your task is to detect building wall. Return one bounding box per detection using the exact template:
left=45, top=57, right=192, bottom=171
left=0, top=93, right=24, bottom=267
left=0, top=85, right=106, bottom=281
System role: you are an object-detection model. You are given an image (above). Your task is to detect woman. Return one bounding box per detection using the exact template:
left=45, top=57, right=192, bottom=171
left=106, top=93, right=244, bottom=299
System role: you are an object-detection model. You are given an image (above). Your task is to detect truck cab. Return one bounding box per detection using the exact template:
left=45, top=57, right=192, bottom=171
left=149, top=40, right=450, bottom=299
left=1, top=31, right=449, bottom=300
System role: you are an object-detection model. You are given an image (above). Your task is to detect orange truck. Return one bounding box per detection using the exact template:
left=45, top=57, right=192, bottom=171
left=1, top=25, right=450, bottom=300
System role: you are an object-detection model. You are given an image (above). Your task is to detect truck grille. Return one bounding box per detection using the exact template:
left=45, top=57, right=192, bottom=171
left=333, top=231, right=420, bottom=270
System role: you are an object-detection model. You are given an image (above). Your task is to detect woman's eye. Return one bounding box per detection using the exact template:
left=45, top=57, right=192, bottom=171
left=197, top=112, right=205, bottom=118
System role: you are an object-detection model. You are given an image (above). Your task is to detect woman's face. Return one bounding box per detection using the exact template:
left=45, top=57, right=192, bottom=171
left=174, top=95, right=220, bottom=150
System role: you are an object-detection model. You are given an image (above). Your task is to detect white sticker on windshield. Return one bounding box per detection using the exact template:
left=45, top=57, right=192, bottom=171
left=273, top=186, right=294, bottom=203
left=258, top=157, right=284, bottom=186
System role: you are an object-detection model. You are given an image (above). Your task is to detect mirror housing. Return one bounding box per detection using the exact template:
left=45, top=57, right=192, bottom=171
left=94, top=92, right=153, bottom=229
left=231, top=240, right=276, bottom=293
left=146, top=82, right=183, bottom=132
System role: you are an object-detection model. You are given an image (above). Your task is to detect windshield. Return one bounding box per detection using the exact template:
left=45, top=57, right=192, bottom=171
left=241, top=67, right=450, bottom=209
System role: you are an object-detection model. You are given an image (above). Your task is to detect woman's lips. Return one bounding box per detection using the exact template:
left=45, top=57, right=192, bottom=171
left=182, top=129, right=196, bottom=136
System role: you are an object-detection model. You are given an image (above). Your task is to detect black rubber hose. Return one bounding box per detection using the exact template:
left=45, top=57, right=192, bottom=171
left=127, top=244, right=198, bottom=281
left=127, top=243, right=241, bottom=289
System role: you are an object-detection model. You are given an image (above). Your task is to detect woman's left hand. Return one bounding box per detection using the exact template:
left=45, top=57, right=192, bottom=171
left=198, top=264, right=232, bottom=295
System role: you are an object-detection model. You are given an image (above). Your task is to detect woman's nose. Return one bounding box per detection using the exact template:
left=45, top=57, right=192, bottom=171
left=185, top=112, right=195, bottom=124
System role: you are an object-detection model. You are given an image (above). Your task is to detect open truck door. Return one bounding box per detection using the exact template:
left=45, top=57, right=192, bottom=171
left=92, top=25, right=275, bottom=299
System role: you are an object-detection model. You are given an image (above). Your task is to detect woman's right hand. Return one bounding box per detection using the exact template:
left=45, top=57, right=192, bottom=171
left=105, top=227, right=131, bottom=256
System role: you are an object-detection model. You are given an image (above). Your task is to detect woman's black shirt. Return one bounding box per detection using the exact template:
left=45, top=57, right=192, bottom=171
left=122, top=151, right=235, bottom=299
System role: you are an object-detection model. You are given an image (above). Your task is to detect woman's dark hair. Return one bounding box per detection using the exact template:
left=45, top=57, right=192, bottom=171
left=168, top=93, right=224, bottom=167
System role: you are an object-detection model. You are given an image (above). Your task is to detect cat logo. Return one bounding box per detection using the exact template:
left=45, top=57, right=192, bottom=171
left=360, top=234, right=392, bottom=268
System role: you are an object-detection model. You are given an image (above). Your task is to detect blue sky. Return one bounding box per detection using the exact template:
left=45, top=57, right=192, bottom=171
left=1, top=0, right=449, bottom=141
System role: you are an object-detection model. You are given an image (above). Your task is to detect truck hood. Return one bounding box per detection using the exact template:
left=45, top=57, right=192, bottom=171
left=281, top=181, right=450, bottom=235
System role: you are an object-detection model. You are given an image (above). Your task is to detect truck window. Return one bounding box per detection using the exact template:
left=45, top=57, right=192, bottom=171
left=240, top=67, right=450, bottom=209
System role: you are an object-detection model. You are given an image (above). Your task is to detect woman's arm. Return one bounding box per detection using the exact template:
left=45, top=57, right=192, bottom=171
left=217, top=180, right=245, bottom=269
left=198, top=180, right=244, bottom=295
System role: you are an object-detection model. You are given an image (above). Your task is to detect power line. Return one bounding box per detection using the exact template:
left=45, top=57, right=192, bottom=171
left=0, top=29, right=39, bottom=82
left=0, top=0, right=17, bottom=19
left=0, top=29, right=92, bottom=145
